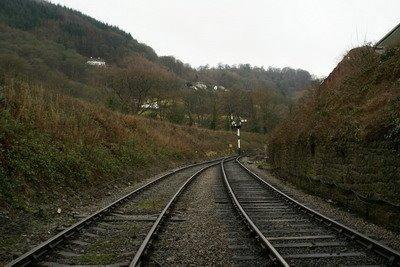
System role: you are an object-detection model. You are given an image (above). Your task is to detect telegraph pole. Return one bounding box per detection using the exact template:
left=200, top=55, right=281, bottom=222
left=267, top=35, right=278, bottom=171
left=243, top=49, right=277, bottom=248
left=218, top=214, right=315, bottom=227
left=230, top=115, right=247, bottom=155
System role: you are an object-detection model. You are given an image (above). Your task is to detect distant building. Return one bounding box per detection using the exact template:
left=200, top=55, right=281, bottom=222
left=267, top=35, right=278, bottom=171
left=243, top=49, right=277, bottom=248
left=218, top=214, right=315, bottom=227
left=375, top=22, right=400, bottom=52
left=87, top=57, right=106, bottom=67
left=141, top=100, right=159, bottom=110
left=213, top=85, right=227, bottom=91
left=189, top=82, right=207, bottom=91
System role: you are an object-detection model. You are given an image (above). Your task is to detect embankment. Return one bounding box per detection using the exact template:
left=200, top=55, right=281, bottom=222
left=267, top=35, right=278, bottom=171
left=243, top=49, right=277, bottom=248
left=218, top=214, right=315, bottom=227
left=268, top=46, right=400, bottom=230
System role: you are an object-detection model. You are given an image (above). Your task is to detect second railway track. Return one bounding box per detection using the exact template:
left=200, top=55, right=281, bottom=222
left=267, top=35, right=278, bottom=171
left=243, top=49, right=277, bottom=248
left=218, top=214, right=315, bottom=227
left=222, top=158, right=400, bottom=266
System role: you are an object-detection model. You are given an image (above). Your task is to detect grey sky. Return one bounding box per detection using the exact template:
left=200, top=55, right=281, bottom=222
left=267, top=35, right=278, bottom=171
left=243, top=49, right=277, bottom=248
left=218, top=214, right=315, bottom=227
left=49, top=0, right=399, bottom=77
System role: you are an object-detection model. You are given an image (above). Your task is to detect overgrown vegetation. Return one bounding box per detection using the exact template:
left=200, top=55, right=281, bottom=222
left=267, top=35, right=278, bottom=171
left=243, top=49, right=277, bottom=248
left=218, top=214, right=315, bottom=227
left=0, top=79, right=265, bottom=212
left=268, top=46, right=400, bottom=229
left=0, top=0, right=270, bottom=237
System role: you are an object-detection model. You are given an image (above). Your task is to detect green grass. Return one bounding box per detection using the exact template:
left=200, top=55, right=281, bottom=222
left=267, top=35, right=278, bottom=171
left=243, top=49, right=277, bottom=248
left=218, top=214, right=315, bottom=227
left=136, top=198, right=164, bottom=213
left=77, top=253, right=118, bottom=265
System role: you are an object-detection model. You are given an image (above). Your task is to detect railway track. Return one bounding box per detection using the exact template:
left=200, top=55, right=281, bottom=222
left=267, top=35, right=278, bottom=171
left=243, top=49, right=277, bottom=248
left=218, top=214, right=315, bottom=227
left=7, top=157, right=228, bottom=267
left=146, top=162, right=271, bottom=265
left=222, top=158, right=400, bottom=266
left=7, top=156, right=400, bottom=266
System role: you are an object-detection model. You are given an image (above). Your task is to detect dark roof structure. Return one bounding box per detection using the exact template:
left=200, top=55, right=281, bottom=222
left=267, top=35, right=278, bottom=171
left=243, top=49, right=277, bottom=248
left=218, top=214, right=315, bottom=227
left=375, top=22, right=400, bottom=49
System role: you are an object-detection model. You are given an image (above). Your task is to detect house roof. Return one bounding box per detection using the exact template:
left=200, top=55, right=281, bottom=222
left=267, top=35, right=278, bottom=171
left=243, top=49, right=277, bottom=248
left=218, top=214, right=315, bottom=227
left=376, top=22, right=400, bottom=48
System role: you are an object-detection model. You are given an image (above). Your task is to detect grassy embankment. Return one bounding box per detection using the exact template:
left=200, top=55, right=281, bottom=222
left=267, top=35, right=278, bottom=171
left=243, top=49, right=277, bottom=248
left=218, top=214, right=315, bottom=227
left=0, top=79, right=265, bottom=217
left=268, top=46, right=400, bottom=230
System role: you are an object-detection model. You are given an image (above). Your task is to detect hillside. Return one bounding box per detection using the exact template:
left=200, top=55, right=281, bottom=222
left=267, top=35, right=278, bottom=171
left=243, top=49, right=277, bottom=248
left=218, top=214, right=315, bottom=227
left=268, top=45, right=400, bottom=229
left=1, top=79, right=266, bottom=210
left=0, top=0, right=157, bottom=62
left=0, top=0, right=315, bottom=134
left=0, top=78, right=266, bottom=260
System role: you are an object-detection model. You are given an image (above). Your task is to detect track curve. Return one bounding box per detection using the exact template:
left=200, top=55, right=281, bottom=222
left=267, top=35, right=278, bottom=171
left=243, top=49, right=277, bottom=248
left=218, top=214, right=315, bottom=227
left=7, top=157, right=227, bottom=267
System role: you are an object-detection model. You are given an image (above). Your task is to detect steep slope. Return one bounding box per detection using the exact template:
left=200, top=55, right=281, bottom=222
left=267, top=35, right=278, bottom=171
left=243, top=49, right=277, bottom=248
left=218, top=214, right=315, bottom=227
left=268, top=46, right=400, bottom=229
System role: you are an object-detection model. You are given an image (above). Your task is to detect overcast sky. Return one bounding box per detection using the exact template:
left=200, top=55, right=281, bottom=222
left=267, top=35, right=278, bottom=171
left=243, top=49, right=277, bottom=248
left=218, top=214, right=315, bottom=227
left=49, top=0, right=399, bottom=77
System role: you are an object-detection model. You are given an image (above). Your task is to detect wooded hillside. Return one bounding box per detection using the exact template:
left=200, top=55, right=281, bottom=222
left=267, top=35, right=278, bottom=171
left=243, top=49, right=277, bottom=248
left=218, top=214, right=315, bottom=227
left=0, top=0, right=315, bottom=133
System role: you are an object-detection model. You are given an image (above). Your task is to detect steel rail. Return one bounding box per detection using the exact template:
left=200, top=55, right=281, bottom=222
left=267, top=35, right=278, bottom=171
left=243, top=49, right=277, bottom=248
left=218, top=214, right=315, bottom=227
left=221, top=158, right=290, bottom=267
left=7, top=157, right=227, bottom=267
left=130, top=157, right=233, bottom=266
left=236, top=157, right=400, bottom=266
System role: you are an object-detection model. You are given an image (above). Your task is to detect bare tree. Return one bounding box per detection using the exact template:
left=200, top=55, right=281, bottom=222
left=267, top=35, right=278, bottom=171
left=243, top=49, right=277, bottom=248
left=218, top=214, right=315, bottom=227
left=107, top=56, right=180, bottom=114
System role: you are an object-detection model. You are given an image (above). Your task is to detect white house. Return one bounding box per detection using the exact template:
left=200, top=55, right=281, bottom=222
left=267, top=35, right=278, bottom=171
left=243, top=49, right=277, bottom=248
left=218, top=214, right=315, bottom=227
left=213, top=85, right=227, bottom=91
left=87, top=57, right=106, bottom=67
left=190, top=82, right=207, bottom=91
left=141, top=100, right=160, bottom=110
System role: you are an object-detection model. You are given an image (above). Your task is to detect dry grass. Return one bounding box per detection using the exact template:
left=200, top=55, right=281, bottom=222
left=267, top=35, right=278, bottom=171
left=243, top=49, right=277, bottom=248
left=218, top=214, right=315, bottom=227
left=0, top=79, right=266, bottom=212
